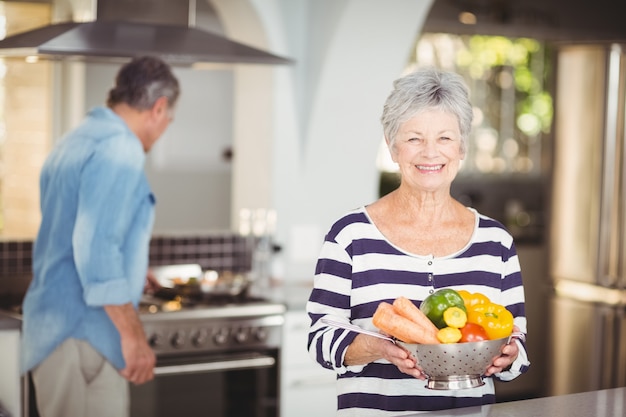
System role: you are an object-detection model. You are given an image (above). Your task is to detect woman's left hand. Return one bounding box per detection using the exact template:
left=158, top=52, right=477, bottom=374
left=483, top=326, right=521, bottom=376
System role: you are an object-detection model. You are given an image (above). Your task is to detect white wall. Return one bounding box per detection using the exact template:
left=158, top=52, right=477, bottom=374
left=80, top=63, right=235, bottom=233
left=233, top=0, right=434, bottom=279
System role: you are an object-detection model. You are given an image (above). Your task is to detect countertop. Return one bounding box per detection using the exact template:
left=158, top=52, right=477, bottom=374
left=402, top=387, right=626, bottom=417
left=263, top=280, right=313, bottom=311
left=0, top=310, right=21, bottom=330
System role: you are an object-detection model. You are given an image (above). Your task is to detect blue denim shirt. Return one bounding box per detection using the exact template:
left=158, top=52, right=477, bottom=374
left=21, top=106, right=155, bottom=373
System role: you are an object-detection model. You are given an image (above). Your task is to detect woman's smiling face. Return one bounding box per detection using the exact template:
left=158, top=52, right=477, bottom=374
left=389, top=109, right=464, bottom=193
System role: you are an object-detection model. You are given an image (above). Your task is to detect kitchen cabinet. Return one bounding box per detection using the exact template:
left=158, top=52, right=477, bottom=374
left=281, top=311, right=336, bottom=417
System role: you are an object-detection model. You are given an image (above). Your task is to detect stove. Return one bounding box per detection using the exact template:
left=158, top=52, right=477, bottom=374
left=131, top=290, right=286, bottom=417
left=140, top=263, right=286, bottom=357
left=138, top=294, right=286, bottom=357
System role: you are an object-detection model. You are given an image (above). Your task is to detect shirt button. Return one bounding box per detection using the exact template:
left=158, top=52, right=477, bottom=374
left=428, top=261, right=433, bottom=266
left=429, top=289, right=434, bottom=294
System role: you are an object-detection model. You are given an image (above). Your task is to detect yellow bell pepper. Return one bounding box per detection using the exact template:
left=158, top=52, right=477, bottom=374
left=466, top=302, right=514, bottom=340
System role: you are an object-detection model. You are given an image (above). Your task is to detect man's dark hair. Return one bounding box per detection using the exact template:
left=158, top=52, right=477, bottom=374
left=106, top=56, right=180, bottom=110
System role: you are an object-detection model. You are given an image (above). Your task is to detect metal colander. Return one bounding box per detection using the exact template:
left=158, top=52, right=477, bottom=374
left=397, top=336, right=511, bottom=390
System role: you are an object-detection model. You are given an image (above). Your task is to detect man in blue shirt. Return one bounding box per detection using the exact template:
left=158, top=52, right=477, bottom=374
left=21, top=56, right=180, bottom=417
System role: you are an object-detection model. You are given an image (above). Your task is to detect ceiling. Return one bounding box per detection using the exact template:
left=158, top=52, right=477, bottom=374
left=424, top=0, right=626, bottom=43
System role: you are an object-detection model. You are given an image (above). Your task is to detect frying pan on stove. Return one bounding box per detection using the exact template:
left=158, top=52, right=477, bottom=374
left=150, top=264, right=250, bottom=301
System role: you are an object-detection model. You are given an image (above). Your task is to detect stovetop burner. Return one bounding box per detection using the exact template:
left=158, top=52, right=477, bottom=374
left=138, top=291, right=272, bottom=314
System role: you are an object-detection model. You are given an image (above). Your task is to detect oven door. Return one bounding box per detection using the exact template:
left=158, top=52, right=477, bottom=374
left=130, top=350, right=280, bottom=417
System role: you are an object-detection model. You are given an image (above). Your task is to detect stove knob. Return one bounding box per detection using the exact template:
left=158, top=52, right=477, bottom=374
left=214, top=328, right=229, bottom=345
left=148, top=332, right=164, bottom=348
left=170, top=331, right=185, bottom=348
left=235, top=328, right=249, bottom=343
left=254, top=327, right=268, bottom=342
left=191, top=329, right=208, bottom=347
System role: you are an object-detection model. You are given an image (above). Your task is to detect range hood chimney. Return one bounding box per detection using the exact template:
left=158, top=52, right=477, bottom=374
left=0, top=0, right=292, bottom=66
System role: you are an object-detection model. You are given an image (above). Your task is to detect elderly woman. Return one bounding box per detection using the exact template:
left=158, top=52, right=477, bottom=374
left=306, top=68, right=530, bottom=416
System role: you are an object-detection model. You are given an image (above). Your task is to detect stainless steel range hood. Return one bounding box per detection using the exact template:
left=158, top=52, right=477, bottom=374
left=0, top=0, right=293, bottom=66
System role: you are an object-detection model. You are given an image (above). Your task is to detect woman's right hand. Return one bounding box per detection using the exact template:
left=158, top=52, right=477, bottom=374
left=385, top=343, right=425, bottom=379
left=344, top=334, right=425, bottom=379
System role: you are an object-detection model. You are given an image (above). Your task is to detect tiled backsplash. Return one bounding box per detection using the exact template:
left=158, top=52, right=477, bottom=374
left=149, top=233, right=252, bottom=272
left=0, top=240, right=33, bottom=276
left=0, top=232, right=252, bottom=277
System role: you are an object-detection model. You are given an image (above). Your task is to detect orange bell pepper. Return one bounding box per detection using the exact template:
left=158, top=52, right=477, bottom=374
left=457, top=290, right=491, bottom=309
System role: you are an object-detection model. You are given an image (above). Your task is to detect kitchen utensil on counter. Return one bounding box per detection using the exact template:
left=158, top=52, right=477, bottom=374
left=197, top=270, right=250, bottom=296
left=150, top=263, right=203, bottom=288
left=148, top=264, right=252, bottom=305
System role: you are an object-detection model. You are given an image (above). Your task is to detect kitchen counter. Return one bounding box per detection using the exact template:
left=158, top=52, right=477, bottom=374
left=263, top=281, right=313, bottom=311
left=401, top=387, right=626, bottom=417
left=0, top=310, right=21, bottom=329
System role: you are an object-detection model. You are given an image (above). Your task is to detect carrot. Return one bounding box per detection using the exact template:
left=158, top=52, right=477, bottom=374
left=373, top=302, right=420, bottom=343
left=392, top=296, right=440, bottom=343
left=372, top=301, right=439, bottom=344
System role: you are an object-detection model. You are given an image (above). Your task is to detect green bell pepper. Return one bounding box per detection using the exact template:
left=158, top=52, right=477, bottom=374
left=419, top=288, right=466, bottom=329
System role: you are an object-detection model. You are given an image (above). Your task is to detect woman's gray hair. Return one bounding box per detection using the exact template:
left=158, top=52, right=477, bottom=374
left=381, top=67, right=473, bottom=153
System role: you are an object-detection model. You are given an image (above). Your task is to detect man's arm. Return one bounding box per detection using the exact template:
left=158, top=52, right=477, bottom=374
left=104, top=303, right=155, bottom=385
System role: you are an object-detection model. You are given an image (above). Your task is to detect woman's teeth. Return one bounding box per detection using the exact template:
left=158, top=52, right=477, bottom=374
left=417, top=165, right=443, bottom=171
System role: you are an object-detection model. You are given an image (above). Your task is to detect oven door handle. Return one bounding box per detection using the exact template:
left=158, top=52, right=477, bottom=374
left=153, top=355, right=276, bottom=376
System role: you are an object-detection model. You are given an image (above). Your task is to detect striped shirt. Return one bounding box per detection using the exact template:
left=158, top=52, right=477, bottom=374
left=306, top=206, right=530, bottom=416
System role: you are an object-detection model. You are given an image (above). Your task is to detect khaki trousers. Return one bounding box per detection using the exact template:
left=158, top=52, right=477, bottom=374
left=31, top=338, right=129, bottom=417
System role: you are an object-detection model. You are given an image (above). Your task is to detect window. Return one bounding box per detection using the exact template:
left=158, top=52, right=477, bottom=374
left=378, top=33, right=553, bottom=178
left=0, top=2, right=52, bottom=238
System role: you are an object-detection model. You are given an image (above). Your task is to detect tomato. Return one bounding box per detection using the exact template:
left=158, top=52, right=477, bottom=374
left=459, top=322, right=490, bottom=343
